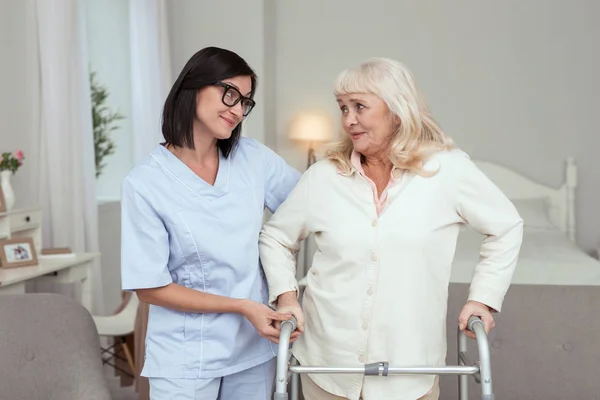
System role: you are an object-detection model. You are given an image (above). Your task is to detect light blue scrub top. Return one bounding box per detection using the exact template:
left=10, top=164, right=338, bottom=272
left=120, top=138, right=301, bottom=379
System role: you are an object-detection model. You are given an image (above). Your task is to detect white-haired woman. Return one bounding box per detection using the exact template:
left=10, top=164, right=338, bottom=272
left=259, top=58, right=523, bottom=400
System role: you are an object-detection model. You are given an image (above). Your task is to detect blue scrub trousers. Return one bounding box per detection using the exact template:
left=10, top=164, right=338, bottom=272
left=148, top=358, right=277, bottom=400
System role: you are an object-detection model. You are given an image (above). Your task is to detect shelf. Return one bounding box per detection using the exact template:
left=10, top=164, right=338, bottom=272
left=11, top=223, right=41, bottom=234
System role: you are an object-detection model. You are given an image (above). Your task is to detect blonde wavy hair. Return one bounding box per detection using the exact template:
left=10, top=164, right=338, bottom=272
left=326, top=58, right=455, bottom=176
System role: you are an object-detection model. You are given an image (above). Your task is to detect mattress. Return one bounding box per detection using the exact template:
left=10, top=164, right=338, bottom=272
left=450, top=227, right=600, bottom=286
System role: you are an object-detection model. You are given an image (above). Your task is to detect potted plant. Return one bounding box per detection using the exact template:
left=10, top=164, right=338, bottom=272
left=90, top=71, right=123, bottom=178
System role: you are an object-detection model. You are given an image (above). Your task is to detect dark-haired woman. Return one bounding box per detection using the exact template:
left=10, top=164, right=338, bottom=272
left=120, top=46, right=300, bottom=399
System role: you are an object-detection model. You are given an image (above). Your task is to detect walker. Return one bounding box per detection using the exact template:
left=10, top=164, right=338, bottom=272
left=273, top=316, right=494, bottom=400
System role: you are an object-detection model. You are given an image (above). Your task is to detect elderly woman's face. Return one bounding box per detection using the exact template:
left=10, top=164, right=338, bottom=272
left=337, top=93, right=396, bottom=157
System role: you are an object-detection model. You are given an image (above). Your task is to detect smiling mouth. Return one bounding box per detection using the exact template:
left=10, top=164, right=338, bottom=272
left=349, top=132, right=365, bottom=140
left=221, top=116, right=235, bottom=127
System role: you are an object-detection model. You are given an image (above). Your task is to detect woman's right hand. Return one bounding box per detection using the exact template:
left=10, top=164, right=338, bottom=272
left=239, top=300, right=292, bottom=344
left=275, top=291, right=305, bottom=343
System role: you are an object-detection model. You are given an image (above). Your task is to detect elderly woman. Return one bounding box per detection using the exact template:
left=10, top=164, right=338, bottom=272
left=259, top=58, right=523, bottom=400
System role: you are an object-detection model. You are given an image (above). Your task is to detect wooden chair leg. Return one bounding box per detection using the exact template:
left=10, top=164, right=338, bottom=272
left=121, top=338, right=136, bottom=375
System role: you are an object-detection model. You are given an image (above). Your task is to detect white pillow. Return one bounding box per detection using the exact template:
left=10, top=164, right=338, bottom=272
left=511, top=198, right=555, bottom=230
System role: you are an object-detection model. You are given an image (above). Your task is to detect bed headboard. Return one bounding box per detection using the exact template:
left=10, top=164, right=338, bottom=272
left=472, top=157, right=577, bottom=241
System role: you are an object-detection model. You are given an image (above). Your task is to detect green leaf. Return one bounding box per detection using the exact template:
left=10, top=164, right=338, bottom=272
left=90, top=69, right=124, bottom=178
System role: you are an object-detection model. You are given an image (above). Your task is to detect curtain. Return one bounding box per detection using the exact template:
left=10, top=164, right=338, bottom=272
left=129, top=0, right=172, bottom=164
left=35, top=0, right=104, bottom=315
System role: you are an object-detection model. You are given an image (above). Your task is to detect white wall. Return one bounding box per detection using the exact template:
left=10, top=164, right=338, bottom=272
left=1, top=1, right=598, bottom=258
left=85, top=0, right=134, bottom=200
left=271, top=0, right=600, bottom=253
left=0, top=0, right=40, bottom=208
left=166, top=0, right=267, bottom=144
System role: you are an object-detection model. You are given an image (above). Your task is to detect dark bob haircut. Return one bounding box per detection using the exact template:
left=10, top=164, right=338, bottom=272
left=161, top=47, right=257, bottom=158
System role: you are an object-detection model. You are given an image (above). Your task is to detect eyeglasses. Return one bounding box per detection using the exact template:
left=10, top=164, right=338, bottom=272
left=213, top=82, right=255, bottom=117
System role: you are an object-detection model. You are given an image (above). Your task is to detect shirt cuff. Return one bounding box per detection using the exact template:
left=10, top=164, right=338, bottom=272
left=122, top=270, right=173, bottom=292
left=468, top=286, right=505, bottom=313
left=268, top=279, right=299, bottom=307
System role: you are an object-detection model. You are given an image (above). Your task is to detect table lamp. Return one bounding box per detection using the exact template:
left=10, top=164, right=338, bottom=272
left=288, top=111, right=334, bottom=169
left=288, top=111, right=333, bottom=282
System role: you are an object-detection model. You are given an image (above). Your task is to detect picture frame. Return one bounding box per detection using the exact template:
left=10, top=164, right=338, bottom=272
left=0, top=186, right=6, bottom=213
left=0, top=237, right=38, bottom=268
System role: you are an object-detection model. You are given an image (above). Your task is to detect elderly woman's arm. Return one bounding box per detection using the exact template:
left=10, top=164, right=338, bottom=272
left=454, top=154, right=524, bottom=338
left=259, top=167, right=313, bottom=330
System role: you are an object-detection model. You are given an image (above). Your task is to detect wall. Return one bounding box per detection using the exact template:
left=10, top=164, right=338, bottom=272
left=166, top=0, right=267, bottom=144
left=272, top=0, right=600, bottom=253
left=0, top=0, right=40, bottom=208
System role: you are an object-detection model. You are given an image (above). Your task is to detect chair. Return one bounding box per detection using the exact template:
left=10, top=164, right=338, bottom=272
left=93, top=291, right=139, bottom=378
left=0, top=293, right=112, bottom=400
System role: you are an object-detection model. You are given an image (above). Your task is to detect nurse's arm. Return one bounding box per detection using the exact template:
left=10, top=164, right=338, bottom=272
left=135, top=283, right=256, bottom=314
left=135, top=284, right=293, bottom=343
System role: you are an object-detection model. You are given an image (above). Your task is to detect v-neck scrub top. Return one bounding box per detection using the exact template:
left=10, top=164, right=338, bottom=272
left=120, top=137, right=301, bottom=379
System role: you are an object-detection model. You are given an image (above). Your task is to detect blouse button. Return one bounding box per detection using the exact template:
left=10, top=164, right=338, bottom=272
left=371, top=252, right=378, bottom=262
left=372, top=219, right=378, bottom=227
left=367, top=286, right=374, bottom=295
left=362, top=321, right=369, bottom=330
left=358, top=355, right=365, bottom=363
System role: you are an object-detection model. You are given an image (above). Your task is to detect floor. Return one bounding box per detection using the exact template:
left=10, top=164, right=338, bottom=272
left=105, top=366, right=137, bottom=400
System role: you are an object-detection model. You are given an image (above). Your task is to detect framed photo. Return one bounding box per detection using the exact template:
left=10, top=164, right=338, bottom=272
left=0, top=237, right=38, bottom=268
left=0, top=186, right=6, bottom=213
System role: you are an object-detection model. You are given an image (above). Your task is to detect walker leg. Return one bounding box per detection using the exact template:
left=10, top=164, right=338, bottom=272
left=458, top=329, right=469, bottom=400
left=467, top=316, right=495, bottom=400
left=291, top=357, right=299, bottom=400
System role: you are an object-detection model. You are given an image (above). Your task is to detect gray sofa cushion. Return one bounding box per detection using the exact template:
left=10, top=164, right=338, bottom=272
left=0, top=293, right=111, bottom=400
left=441, top=283, right=600, bottom=400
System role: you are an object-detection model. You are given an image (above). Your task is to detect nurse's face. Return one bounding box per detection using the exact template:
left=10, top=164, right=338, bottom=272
left=194, top=75, right=254, bottom=140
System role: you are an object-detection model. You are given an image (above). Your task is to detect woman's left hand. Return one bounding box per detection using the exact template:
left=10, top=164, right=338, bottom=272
left=458, top=300, right=495, bottom=339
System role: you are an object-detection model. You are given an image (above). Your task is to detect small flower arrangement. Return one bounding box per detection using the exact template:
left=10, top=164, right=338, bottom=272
left=0, top=150, right=25, bottom=174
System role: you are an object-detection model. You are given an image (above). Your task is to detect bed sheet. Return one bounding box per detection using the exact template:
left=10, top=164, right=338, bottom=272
left=450, top=227, right=600, bottom=285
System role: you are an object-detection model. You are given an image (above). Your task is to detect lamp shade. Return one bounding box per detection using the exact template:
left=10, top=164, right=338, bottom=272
left=288, top=112, right=333, bottom=143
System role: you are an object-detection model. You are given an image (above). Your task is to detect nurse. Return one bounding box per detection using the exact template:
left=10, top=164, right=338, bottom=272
left=120, top=47, right=301, bottom=399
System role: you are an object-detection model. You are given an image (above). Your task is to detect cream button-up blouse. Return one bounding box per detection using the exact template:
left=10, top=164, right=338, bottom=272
left=259, top=150, right=523, bottom=400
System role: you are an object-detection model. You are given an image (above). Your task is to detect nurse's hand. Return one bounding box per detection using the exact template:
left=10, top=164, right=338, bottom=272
left=275, top=291, right=304, bottom=343
left=240, top=300, right=292, bottom=344
left=458, top=300, right=495, bottom=340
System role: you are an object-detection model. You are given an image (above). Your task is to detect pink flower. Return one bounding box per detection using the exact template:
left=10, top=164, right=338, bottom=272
left=14, top=150, right=24, bottom=161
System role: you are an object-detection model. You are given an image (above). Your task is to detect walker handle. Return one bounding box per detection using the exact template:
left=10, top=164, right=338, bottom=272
left=281, top=315, right=298, bottom=331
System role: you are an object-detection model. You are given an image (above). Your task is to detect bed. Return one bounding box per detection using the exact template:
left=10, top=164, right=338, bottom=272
left=450, top=156, right=600, bottom=287
left=443, top=157, right=600, bottom=399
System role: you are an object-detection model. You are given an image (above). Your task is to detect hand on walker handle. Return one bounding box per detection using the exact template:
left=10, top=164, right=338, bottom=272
left=275, top=291, right=305, bottom=343
left=240, top=300, right=292, bottom=344
left=458, top=300, right=495, bottom=339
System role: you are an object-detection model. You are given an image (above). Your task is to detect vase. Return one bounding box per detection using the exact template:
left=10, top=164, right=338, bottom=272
left=0, top=170, right=15, bottom=211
